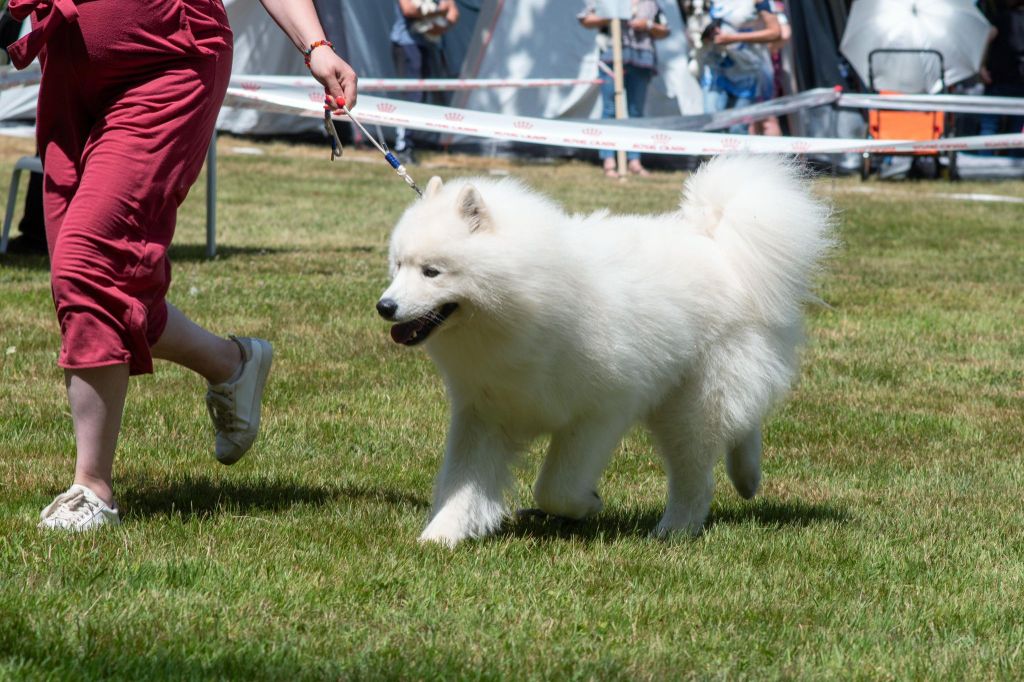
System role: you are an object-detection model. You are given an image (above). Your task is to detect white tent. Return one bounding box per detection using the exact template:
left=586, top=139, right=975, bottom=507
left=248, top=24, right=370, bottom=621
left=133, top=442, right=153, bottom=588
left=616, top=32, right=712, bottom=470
left=217, top=0, right=485, bottom=135
left=454, top=0, right=702, bottom=123
left=223, top=0, right=703, bottom=137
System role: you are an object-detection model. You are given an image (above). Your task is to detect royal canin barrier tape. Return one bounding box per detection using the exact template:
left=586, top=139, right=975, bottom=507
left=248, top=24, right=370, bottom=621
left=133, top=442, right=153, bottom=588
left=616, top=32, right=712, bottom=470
left=0, top=65, right=40, bottom=91
left=234, top=74, right=603, bottom=92
left=837, top=92, right=1024, bottom=117
left=223, top=79, right=1024, bottom=155
left=228, top=76, right=1023, bottom=126
left=603, top=88, right=1024, bottom=130
left=597, top=87, right=843, bottom=131
left=0, top=70, right=597, bottom=93
left=5, top=69, right=1022, bottom=153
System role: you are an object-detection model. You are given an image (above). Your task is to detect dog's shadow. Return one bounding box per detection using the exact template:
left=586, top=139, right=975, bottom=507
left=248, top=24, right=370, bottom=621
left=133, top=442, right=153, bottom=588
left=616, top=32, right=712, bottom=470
left=500, top=498, right=849, bottom=544
left=119, top=473, right=429, bottom=521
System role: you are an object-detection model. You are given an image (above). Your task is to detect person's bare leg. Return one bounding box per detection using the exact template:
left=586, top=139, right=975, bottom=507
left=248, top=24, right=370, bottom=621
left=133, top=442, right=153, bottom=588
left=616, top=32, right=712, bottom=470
left=150, top=302, right=241, bottom=384
left=63, top=305, right=246, bottom=509
left=67, top=364, right=129, bottom=507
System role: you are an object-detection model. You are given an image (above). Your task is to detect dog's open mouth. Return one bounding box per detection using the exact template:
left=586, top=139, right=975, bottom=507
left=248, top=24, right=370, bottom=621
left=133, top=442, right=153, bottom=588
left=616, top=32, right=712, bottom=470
left=390, top=302, right=459, bottom=346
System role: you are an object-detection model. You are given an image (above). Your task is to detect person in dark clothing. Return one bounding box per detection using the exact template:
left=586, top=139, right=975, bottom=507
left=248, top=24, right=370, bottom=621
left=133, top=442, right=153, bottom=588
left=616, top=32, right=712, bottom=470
left=390, top=0, right=459, bottom=166
left=980, top=0, right=1024, bottom=155
left=0, top=8, right=47, bottom=256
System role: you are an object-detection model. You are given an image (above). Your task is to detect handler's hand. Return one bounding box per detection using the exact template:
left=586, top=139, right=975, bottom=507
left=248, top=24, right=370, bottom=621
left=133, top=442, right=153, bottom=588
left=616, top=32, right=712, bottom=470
left=310, top=48, right=358, bottom=110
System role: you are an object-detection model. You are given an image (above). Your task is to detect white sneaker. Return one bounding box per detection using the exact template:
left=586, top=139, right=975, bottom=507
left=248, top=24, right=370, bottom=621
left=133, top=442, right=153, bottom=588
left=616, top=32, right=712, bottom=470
left=38, top=484, right=120, bottom=531
left=206, top=335, right=273, bottom=464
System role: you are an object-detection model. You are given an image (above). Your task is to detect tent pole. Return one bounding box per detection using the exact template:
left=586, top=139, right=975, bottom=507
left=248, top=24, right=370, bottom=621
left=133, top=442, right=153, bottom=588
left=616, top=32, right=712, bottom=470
left=610, top=18, right=627, bottom=177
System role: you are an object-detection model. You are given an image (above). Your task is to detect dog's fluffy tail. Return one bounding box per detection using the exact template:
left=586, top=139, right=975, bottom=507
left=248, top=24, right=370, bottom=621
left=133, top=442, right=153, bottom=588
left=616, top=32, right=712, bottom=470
left=680, top=155, right=835, bottom=324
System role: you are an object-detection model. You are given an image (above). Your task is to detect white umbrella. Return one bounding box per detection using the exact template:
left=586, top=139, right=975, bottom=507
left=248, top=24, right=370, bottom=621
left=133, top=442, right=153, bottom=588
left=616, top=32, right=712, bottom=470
left=840, top=0, right=993, bottom=94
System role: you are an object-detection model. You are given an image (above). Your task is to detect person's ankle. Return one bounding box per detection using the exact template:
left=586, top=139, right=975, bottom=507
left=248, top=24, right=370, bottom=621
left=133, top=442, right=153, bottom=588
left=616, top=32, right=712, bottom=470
left=208, top=337, right=244, bottom=385
left=72, top=476, right=115, bottom=508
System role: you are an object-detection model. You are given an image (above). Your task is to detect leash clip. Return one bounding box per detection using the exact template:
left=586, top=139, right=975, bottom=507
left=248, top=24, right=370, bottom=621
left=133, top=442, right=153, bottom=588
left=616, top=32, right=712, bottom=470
left=324, top=95, right=423, bottom=197
left=323, top=108, right=343, bottom=161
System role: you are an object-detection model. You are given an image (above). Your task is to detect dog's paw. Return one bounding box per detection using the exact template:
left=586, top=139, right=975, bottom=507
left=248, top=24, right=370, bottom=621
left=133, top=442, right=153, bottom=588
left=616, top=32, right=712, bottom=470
left=418, top=500, right=506, bottom=548
left=650, top=512, right=706, bottom=540
left=533, top=488, right=604, bottom=520
left=418, top=525, right=463, bottom=549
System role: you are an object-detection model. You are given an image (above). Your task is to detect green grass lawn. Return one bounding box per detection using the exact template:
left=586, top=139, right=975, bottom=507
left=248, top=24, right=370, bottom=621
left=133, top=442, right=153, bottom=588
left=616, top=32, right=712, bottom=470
left=1, top=133, right=1023, bottom=680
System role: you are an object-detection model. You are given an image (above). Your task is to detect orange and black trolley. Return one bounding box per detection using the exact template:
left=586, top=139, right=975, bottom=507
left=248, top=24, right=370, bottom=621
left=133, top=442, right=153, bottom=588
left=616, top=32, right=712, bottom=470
left=860, top=48, right=957, bottom=181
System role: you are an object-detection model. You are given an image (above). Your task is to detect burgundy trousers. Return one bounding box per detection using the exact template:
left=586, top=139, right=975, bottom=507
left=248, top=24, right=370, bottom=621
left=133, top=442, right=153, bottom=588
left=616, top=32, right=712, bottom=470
left=29, top=0, right=232, bottom=375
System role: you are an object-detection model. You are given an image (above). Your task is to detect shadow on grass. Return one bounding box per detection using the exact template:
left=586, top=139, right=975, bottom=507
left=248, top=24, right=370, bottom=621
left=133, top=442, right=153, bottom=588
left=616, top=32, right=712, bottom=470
left=708, top=498, right=849, bottom=529
left=0, top=251, right=49, bottom=272
left=1, top=243, right=377, bottom=272
left=0, top=243, right=292, bottom=272
left=119, top=473, right=428, bottom=521
left=501, top=497, right=848, bottom=543
left=166, top=243, right=295, bottom=262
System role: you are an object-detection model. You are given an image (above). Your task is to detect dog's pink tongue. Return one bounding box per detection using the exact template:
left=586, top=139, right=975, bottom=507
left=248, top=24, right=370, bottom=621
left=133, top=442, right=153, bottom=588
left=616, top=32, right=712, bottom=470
left=390, top=320, right=423, bottom=344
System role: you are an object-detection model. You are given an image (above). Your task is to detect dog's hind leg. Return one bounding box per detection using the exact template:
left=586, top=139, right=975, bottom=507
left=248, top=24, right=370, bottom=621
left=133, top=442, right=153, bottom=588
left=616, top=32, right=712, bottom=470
left=533, top=413, right=630, bottom=520
left=419, top=408, right=517, bottom=548
left=726, top=424, right=762, bottom=499
left=645, top=385, right=720, bottom=538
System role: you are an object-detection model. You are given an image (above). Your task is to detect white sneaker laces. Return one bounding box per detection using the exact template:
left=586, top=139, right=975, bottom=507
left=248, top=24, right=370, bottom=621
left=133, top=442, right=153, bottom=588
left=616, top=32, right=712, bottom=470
left=40, top=489, right=104, bottom=527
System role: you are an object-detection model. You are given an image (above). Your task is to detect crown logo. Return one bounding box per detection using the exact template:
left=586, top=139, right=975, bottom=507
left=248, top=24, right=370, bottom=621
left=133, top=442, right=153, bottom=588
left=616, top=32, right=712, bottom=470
left=444, top=112, right=465, bottom=122
left=377, top=102, right=397, bottom=113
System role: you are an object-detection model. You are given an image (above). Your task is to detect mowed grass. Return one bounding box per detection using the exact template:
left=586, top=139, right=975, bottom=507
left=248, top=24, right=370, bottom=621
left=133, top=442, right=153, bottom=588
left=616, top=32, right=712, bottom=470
left=1, top=133, right=1023, bottom=680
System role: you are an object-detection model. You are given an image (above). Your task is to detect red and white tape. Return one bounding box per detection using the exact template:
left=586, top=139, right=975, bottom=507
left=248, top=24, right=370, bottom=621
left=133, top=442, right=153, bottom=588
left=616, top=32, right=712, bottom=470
left=6, top=69, right=1022, bottom=154
left=839, top=92, right=1024, bottom=117
left=224, top=78, right=1024, bottom=156
left=2, top=70, right=597, bottom=94
left=0, top=65, right=40, bottom=91
left=232, top=75, right=602, bottom=93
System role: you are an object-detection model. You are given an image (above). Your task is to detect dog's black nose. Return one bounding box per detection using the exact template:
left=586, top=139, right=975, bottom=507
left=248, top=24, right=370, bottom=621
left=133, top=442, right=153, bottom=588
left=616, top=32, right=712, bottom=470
left=376, top=298, right=398, bottom=320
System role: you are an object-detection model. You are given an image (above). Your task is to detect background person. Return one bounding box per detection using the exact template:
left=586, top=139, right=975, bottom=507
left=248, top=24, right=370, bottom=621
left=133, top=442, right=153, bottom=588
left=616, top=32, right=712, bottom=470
left=578, top=0, right=670, bottom=179
left=979, top=0, right=1024, bottom=156
left=699, top=0, right=781, bottom=135
left=5, top=0, right=358, bottom=531
left=750, top=0, right=790, bottom=136
left=390, top=0, right=460, bottom=166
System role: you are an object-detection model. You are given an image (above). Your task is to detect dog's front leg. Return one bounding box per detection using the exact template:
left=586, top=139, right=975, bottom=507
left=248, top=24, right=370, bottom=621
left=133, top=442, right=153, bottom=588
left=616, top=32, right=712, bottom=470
left=533, top=412, right=630, bottom=519
left=419, top=409, right=515, bottom=548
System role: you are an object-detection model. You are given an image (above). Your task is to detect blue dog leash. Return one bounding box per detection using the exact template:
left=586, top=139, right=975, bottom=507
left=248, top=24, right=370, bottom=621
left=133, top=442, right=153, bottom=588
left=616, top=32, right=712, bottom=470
left=323, top=95, right=423, bottom=197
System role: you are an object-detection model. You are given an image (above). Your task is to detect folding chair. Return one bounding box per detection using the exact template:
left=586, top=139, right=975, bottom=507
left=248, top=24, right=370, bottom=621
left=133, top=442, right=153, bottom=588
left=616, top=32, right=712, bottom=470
left=0, top=154, right=42, bottom=254
left=1, top=136, right=220, bottom=256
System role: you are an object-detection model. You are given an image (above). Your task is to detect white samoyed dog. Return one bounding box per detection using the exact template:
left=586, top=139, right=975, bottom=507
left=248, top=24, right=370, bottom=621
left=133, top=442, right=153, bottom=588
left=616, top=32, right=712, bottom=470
left=377, top=155, right=834, bottom=548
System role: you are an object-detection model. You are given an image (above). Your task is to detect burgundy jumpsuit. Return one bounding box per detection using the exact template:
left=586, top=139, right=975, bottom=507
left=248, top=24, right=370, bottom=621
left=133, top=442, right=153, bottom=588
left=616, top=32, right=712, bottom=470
left=8, top=0, right=233, bottom=375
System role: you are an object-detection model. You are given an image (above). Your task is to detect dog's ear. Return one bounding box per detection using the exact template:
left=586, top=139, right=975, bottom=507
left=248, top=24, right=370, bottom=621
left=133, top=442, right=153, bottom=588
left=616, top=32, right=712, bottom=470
left=424, top=176, right=443, bottom=199
left=457, top=184, right=490, bottom=233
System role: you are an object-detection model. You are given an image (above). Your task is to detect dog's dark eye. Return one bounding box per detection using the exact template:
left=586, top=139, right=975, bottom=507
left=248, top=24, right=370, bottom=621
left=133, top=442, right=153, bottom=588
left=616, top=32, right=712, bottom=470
left=422, top=266, right=441, bottom=278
